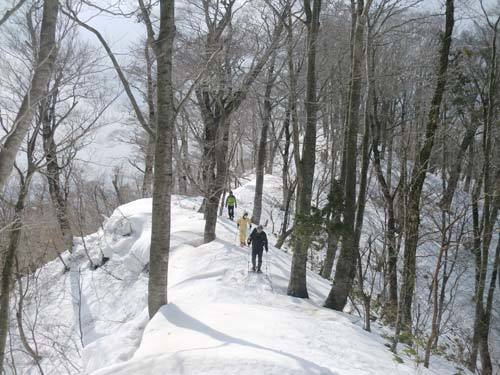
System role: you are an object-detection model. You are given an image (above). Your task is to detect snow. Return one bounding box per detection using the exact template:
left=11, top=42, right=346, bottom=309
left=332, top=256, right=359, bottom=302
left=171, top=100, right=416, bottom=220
left=7, top=175, right=471, bottom=375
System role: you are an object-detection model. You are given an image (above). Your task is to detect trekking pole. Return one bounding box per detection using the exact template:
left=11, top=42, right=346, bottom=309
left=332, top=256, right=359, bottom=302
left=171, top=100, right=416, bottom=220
left=247, top=248, right=251, bottom=273
left=264, top=251, right=274, bottom=291
left=265, top=251, right=270, bottom=276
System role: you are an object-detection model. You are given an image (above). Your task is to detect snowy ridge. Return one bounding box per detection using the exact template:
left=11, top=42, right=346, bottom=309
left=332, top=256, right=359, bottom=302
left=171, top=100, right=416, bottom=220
left=10, top=176, right=467, bottom=374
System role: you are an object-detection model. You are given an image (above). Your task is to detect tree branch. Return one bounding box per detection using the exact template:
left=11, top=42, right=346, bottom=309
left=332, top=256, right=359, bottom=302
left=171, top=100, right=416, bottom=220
left=0, top=0, right=28, bottom=28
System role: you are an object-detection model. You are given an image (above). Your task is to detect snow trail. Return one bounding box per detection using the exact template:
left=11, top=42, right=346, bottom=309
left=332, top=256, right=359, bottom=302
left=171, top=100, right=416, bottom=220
left=8, top=177, right=470, bottom=374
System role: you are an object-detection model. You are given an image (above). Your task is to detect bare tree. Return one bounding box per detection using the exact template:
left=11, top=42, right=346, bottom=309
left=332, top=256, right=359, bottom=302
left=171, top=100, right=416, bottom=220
left=0, top=0, right=58, bottom=192
left=0, top=124, right=41, bottom=372
left=252, top=51, right=278, bottom=225
left=325, top=0, right=372, bottom=310
left=468, top=5, right=500, bottom=373
left=287, top=0, right=322, bottom=298
left=397, top=0, right=454, bottom=332
left=196, top=0, right=285, bottom=243
left=148, top=0, right=176, bottom=317
left=0, top=0, right=28, bottom=28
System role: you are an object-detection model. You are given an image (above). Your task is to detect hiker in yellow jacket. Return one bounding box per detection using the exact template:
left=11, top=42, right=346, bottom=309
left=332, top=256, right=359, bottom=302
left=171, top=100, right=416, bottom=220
left=236, top=212, right=252, bottom=246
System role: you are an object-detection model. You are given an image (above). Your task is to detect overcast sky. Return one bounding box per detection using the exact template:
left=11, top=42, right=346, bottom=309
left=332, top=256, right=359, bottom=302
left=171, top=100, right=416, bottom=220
left=71, top=0, right=499, bottom=175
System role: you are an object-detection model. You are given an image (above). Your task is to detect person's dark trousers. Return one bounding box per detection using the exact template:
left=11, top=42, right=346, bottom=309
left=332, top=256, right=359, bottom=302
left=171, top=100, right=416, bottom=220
left=228, top=205, right=234, bottom=219
left=252, top=249, right=263, bottom=271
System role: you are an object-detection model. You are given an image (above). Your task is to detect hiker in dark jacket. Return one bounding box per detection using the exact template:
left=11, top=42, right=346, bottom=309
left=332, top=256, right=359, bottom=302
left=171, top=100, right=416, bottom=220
left=247, top=225, right=268, bottom=272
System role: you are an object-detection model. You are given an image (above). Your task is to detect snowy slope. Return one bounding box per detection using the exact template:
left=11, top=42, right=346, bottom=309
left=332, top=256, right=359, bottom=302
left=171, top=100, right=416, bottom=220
left=7, top=176, right=469, bottom=375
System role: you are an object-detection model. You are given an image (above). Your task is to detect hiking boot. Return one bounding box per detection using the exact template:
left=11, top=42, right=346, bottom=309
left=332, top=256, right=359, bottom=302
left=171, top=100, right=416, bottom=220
left=257, top=269, right=262, bottom=273
left=252, top=266, right=256, bottom=272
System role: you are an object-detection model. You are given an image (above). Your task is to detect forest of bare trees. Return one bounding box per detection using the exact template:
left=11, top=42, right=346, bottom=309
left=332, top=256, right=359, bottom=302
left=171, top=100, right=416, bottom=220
left=0, top=0, right=499, bottom=374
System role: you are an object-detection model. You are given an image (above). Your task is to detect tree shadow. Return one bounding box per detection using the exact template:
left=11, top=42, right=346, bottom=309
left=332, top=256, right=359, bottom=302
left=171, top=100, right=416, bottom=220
left=160, top=304, right=337, bottom=375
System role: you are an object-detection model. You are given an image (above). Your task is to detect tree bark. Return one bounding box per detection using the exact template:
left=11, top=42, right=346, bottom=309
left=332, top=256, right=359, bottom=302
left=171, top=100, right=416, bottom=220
left=178, top=118, right=190, bottom=195
left=0, top=180, right=30, bottom=371
left=0, top=0, right=58, bottom=192
left=41, top=91, right=73, bottom=251
left=282, top=104, right=292, bottom=212
left=320, top=179, right=342, bottom=279
left=203, top=116, right=231, bottom=242
left=0, top=127, right=38, bottom=371
left=321, top=229, right=338, bottom=280
left=351, top=28, right=374, bottom=295
left=142, top=134, right=155, bottom=198
left=373, top=141, right=399, bottom=323
left=398, top=0, right=454, bottom=328
left=372, top=100, right=399, bottom=322
left=325, top=0, right=371, bottom=310
left=424, top=209, right=448, bottom=368
left=468, top=14, right=499, bottom=373
left=287, top=0, right=322, bottom=298
left=252, top=52, right=277, bottom=225
left=148, top=0, right=175, bottom=318
left=142, top=43, right=156, bottom=198
left=438, top=125, right=476, bottom=211
left=277, top=103, right=294, bottom=249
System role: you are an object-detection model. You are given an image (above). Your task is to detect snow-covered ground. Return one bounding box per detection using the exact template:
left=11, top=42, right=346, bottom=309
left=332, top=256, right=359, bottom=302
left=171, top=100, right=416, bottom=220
left=6, top=175, right=472, bottom=375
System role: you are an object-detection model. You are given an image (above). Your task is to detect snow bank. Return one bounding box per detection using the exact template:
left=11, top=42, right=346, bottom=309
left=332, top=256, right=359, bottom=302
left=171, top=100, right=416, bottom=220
left=8, top=176, right=469, bottom=375
left=86, top=177, right=463, bottom=375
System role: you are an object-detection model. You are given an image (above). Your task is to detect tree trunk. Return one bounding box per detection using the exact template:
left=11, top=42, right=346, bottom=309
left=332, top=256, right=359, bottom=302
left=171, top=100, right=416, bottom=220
left=142, top=42, right=156, bottom=198
left=148, top=0, right=175, bottom=318
left=372, top=100, right=399, bottom=322
left=0, top=170, right=33, bottom=371
left=469, top=15, right=499, bottom=373
left=14, top=268, right=42, bottom=367
left=41, top=91, right=73, bottom=251
left=325, top=0, right=371, bottom=310
left=479, top=234, right=500, bottom=375
left=0, top=0, right=28, bottom=27
left=112, top=170, right=125, bottom=205
left=0, top=0, right=58, bottom=192
left=178, top=119, right=190, bottom=195
left=424, top=210, right=448, bottom=368
left=142, top=133, right=155, bottom=198
left=356, top=241, right=372, bottom=332
left=320, top=179, right=342, bottom=279
left=287, top=0, right=322, bottom=298
left=373, top=136, right=398, bottom=322
left=203, top=116, right=231, bottom=242
left=252, top=53, right=277, bottom=225
left=438, top=125, right=476, bottom=211
left=398, top=0, right=454, bottom=329
left=321, top=230, right=338, bottom=279
left=266, top=121, right=281, bottom=175
left=197, top=108, right=217, bottom=220
left=277, top=180, right=296, bottom=249
left=351, top=29, right=374, bottom=292
left=282, top=105, right=291, bottom=210
left=464, top=143, right=474, bottom=194
left=469, top=178, right=483, bottom=370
